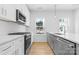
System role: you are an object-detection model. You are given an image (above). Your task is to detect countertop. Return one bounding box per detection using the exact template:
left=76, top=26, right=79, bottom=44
left=0, top=35, right=24, bottom=46
left=48, top=32, right=79, bottom=44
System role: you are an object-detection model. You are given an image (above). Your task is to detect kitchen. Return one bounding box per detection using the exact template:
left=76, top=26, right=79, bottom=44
left=0, top=4, right=79, bottom=55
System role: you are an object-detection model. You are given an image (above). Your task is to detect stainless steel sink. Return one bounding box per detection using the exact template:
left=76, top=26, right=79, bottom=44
left=55, top=33, right=64, bottom=35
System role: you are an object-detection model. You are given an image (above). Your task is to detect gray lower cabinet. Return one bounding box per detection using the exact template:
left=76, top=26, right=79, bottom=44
left=47, top=33, right=75, bottom=55
left=47, top=33, right=56, bottom=49
left=76, top=44, right=79, bottom=55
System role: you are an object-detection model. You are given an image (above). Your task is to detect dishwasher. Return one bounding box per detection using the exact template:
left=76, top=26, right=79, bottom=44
left=53, top=37, right=76, bottom=55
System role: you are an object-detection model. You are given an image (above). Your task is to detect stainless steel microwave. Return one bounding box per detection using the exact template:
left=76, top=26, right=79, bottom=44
left=16, top=9, right=26, bottom=24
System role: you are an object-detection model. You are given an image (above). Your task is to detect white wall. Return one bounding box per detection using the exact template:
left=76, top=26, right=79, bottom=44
left=0, top=20, right=28, bottom=35
left=75, top=9, right=79, bottom=34
left=25, top=5, right=31, bottom=26
left=30, top=11, right=58, bottom=34
left=56, top=10, right=75, bottom=33
left=30, top=10, right=75, bottom=42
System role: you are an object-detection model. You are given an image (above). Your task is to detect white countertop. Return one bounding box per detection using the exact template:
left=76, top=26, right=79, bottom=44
left=0, top=35, right=23, bottom=45
left=48, top=32, right=79, bottom=44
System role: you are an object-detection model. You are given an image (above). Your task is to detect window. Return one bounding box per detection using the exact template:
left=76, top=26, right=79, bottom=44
left=36, top=16, right=45, bottom=34
left=59, top=18, right=69, bottom=34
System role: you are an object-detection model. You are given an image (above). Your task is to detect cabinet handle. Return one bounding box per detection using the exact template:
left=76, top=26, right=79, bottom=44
left=68, top=45, right=75, bottom=48
left=1, top=8, right=4, bottom=15
left=4, top=9, right=7, bottom=16
left=57, top=38, right=62, bottom=42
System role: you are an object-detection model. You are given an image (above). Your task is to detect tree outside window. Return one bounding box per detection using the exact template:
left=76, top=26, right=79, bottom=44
left=36, top=16, right=44, bottom=34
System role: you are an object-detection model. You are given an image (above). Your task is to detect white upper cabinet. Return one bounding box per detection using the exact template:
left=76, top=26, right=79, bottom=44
left=25, top=5, right=30, bottom=26
left=0, top=5, right=4, bottom=18
left=0, top=4, right=16, bottom=21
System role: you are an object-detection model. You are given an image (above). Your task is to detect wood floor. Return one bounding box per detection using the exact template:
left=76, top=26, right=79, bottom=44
left=29, top=42, right=54, bottom=55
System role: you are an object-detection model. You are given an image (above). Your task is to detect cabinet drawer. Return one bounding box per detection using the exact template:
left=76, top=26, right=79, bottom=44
left=0, top=41, right=14, bottom=53
left=0, top=46, right=15, bottom=55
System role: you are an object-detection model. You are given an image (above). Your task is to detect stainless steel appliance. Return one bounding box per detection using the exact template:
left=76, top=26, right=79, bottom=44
left=16, top=9, right=26, bottom=24
left=8, top=32, right=31, bottom=55
left=47, top=33, right=76, bottom=55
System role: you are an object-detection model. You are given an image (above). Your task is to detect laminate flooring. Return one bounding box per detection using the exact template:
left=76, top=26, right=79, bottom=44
left=29, top=42, right=54, bottom=55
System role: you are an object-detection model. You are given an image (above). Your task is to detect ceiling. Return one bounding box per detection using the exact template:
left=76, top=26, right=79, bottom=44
left=27, top=4, right=79, bottom=11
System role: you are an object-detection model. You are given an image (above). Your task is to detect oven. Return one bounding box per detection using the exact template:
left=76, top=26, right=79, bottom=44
left=24, top=34, right=31, bottom=55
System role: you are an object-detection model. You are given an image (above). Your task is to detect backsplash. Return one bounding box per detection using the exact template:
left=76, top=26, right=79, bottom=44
left=0, top=19, right=28, bottom=35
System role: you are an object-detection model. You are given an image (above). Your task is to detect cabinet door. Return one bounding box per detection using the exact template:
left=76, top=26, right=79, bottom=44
left=15, top=39, right=21, bottom=55
left=0, top=41, right=15, bottom=55
left=0, top=5, right=5, bottom=19
left=49, top=34, right=54, bottom=49
left=47, top=33, right=54, bottom=49
left=24, top=6, right=30, bottom=26
left=0, top=46, right=15, bottom=55
left=51, top=35, right=57, bottom=49
left=76, top=44, right=79, bottom=55
left=0, top=5, right=2, bottom=16
left=0, top=4, right=16, bottom=21
left=47, top=34, right=52, bottom=47
left=15, top=36, right=24, bottom=55
left=18, top=37, right=24, bottom=55
left=3, top=4, right=16, bottom=21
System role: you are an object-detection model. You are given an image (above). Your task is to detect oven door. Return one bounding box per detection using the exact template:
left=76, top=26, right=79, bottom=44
left=24, top=35, right=31, bottom=55
left=26, top=35, right=31, bottom=50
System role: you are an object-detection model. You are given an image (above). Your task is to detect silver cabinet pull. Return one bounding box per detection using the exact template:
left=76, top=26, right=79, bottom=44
left=1, top=8, right=4, bottom=15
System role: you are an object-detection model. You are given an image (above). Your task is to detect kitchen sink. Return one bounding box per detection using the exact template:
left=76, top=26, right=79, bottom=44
left=55, top=33, right=64, bottom=35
